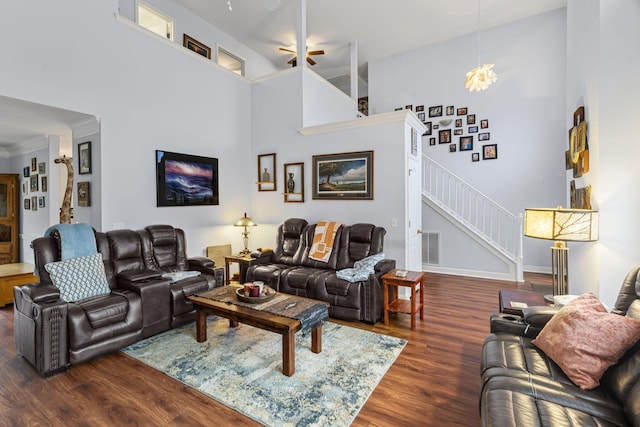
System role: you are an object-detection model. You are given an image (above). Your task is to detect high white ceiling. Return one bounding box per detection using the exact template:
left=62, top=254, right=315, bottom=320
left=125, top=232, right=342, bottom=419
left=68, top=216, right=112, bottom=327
left=0, top=0, right=566, bottom=152
left=173, top=0, right=567, bottom=80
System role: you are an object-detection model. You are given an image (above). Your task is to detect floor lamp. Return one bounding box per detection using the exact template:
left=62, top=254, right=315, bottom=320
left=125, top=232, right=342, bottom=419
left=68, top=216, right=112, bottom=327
left=524, top=207, right=598, bottom=303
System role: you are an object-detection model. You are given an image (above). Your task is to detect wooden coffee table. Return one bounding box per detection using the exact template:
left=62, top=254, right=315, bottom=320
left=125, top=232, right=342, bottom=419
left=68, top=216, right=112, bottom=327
left=188, top=289, right=329, bottom=376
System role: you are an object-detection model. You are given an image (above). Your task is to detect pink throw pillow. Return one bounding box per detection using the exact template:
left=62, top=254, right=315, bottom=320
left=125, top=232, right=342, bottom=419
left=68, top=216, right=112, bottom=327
left=532, top=293, right=640, bottom=389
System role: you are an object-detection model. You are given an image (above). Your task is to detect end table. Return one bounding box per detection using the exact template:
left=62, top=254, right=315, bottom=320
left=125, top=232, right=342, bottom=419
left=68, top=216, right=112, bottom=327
left=382, top=269, right=425, bottom=330
left=224, top=253, right=254, bottom=285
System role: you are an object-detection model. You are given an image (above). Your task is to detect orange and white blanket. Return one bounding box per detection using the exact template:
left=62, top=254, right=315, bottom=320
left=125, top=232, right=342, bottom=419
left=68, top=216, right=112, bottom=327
left=309, top=220, right=343, bottom=262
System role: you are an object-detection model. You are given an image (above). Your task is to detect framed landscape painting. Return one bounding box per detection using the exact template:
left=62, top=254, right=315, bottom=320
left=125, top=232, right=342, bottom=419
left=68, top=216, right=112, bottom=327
left=312, top=151, right=373, bottom=200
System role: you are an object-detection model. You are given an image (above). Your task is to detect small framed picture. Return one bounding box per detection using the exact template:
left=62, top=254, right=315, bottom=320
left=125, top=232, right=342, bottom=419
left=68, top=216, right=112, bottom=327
left=449, top=143, right=457, bottom=152
left=415, top=105, right=425, bottom=112
left=30, top=174, right=38, bottom=192
left=417, top=112, right=426, bottom=121
left=468, top=126, right=478, bottom=133
left=456, top=107, right=467, bottom=116
left=23, top=166, right=30, bottom=178
left=423, top=122, right=432, bottom=136
left=183, top=34, right=211, bottom=59
left=31, top=196, right=37, bottom=211
left=472, top=153, right=480, bottom=162
left=41, top=176, right=47, bottom=192
left=480, top=119, right=489, bottom=129
left=483, top=144, right=498, bottom=160
left=453, top=129, right=463, bottom=136
left=405, top=105, right=413, bottom=111
left=438, top=129, right=451, bottom=144
left=22, top=181, right=27, bottom=194
left=428, top=105, right=443, bottom=117
left=429, top=137, right=436, bottom=146
left=24, top=198, right=30, bottom=210
left=78, top=182, right=90, bottom=207
left=455, top=119, right=462, bottom=127
left=38, top=162, right=46, bottom=174
left=31, top=157, right=37, bottom=171
left=478, top=132, right=490, bottom=141
left=38, top=197, right=45, bottom=208
left=459, top=136, right=474, bottom=151
left=79, top=141, right=92, bottom=174
left=467, top=114, right=476, bottom=125
left=433, top=124, right=439, bottom=130
left=446, top=105, right=454, bottom=116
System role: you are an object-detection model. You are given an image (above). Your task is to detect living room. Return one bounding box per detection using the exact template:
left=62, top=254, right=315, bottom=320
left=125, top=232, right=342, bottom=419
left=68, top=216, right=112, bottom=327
left=1, top=1, right=639, bottom=425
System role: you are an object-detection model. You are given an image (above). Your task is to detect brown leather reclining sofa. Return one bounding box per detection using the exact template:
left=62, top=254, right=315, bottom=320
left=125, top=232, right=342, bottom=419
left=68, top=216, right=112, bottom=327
left=480, top=267, right=640, bottom=426
left=246, top=218, right=395, bottom=324
left=13, top=224, right=220, bottom=376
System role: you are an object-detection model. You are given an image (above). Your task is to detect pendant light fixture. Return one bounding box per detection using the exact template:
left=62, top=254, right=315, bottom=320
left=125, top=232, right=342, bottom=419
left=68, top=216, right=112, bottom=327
left=465, top=0, right=498, bottom=92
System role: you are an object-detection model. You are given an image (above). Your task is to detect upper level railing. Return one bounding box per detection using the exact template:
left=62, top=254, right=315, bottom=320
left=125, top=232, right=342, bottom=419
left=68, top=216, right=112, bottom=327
left=422, top=155, right=523, bottom=279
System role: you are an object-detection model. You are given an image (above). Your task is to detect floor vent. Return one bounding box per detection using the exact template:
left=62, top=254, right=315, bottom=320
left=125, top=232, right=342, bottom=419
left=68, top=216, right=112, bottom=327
left=423, top=231, right=440, bottom=266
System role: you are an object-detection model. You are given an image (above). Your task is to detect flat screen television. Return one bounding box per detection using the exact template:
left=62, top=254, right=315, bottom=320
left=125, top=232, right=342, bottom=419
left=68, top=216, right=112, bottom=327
left=156, top=150, right=219, bottom=206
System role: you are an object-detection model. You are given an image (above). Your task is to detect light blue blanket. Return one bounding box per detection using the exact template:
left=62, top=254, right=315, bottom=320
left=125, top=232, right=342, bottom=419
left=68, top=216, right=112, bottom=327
left=45, top=224, right=97, bottom=260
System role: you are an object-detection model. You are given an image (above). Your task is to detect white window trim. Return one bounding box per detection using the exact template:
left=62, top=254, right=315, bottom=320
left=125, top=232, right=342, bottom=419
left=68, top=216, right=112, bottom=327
left=135, top=0, right=175, bottom=41
left=216, top=44, right=246, bottom=77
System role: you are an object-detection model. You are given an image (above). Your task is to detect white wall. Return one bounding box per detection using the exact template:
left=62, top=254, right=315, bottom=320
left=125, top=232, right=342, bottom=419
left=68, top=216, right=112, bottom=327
left=0, top=0, right=259, bottom=257
left=302, top=69, right=358, bottom=127
left=567, top=0, right=640, bottom=308
left=369, top=9, right=567, bottom=277
left=251, top=69, right=412, bottom=266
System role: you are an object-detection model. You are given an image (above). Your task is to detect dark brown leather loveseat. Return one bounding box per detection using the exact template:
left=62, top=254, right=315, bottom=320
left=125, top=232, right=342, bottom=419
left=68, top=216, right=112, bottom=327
left=13, top=224, right=218, bottom=376
left=246, top=218, right=395, bottom=323
left=480, top=267, right=640, bottom=426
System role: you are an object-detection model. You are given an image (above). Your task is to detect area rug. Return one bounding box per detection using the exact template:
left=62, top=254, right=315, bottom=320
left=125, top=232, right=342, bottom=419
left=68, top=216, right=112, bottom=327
left=122, top=317, right=406, bottom=427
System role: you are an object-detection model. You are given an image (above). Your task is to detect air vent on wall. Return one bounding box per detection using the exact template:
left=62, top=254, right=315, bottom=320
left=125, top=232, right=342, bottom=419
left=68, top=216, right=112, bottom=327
left=422, top=231, right=440, bottom=266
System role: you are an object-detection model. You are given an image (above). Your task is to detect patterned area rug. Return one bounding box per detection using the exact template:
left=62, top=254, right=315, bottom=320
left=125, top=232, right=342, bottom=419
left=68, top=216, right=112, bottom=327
left=122, top=317, right=406, bottom=427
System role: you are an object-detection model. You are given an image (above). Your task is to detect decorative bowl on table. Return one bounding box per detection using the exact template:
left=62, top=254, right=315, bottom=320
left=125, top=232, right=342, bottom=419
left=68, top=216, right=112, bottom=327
left=235, top=286, right=276, bottom=304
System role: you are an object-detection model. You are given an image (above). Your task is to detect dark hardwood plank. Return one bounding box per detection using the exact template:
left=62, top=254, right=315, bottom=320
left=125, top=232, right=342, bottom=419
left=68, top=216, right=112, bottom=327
left=0, top=272, right=549, bottom=426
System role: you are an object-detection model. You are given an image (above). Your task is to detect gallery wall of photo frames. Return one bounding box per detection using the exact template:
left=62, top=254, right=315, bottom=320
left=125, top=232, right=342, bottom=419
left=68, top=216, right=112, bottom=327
left=22, top=157, right=47, bottom=212
left=396, top=104, right=497, bottom=162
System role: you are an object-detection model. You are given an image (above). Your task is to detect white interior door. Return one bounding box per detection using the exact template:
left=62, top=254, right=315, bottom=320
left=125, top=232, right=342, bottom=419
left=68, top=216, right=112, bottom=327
left=406, top=154, right=422, bottom=271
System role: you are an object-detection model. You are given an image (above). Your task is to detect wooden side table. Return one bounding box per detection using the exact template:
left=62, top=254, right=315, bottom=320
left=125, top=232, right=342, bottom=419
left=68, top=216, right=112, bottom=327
left=0, top=263, right=38, bottom=307
left=382, top=269, right=425, bottom=330
left=224, top=253, right=254, bottom=285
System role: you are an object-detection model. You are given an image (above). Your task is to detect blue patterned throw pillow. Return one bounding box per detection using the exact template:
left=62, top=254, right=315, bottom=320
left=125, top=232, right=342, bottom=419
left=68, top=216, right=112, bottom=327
left=44, top=253, right=111, bottom=302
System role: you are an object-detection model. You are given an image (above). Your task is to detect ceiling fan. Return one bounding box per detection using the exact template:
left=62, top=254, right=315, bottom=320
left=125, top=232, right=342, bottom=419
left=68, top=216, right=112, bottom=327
left=279, top=47, right=325, bottom=66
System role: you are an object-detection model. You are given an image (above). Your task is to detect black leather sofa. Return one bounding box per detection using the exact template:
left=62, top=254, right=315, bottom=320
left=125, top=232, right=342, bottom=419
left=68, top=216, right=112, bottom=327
left=246, top=218, right=395, bottom=323
left=480, top=267, right=640, bottom=427
left=13, top=225, right=219, bottom=376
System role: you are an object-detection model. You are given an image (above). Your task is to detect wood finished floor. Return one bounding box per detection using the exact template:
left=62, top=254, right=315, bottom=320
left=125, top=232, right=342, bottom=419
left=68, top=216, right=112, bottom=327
left=0, top=272, right=550, bottom=426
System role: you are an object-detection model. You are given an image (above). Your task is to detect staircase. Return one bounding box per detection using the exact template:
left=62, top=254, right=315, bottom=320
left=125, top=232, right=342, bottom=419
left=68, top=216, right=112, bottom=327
left=422, top=155, right=524, bottom=282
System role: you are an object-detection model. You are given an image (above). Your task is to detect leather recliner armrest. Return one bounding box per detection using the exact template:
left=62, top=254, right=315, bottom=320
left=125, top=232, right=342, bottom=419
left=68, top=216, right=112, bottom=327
left=374, top=259, right=396, bottom=273
left=249, top=250, right=274, bottom=265
left=20, top=283, right=60, bottom=304
left=189, top=256, right=214, bottom=268
left=117, top=269, right=162, bottom=283
left=523, top=306, right=559, bottom=327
